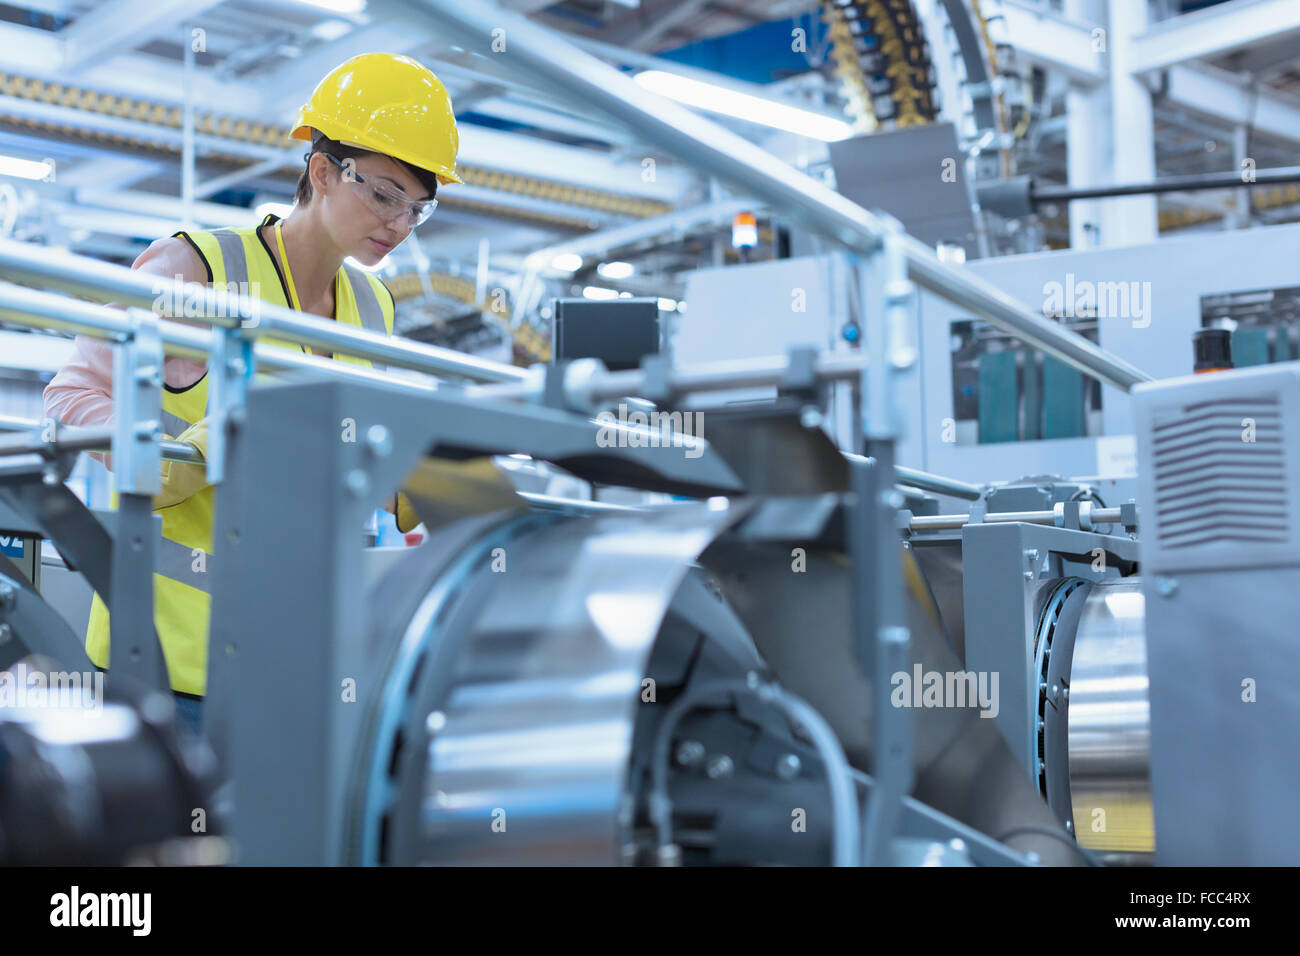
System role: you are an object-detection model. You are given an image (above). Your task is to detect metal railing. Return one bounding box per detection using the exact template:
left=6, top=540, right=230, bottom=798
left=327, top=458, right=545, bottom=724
left=0, top=277, right=435, bottom=391
left=0, top=238, right=528, bottom=385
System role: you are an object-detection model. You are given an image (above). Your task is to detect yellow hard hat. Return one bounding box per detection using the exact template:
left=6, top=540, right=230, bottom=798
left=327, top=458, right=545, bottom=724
left=291, top=52, right=463, bottom=186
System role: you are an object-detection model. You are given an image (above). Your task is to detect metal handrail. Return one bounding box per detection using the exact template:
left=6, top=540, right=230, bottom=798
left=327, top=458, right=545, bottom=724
left=0, top=280, right=436, bottom=390
left=412, top=0, right=1152, bottom=394
left=0, top=237, right=527, bottom=384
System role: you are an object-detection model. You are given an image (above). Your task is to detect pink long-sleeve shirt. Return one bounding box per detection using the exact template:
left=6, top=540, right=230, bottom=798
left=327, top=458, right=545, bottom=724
left=43, top=336, right=207, bottom=433
left=43, top=237, right=208, bottom=463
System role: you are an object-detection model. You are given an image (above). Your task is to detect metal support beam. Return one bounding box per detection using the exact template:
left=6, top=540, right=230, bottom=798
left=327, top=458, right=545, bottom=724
left=1000, top=0, right=1106, bottom=85
left=1059, top=0, right=1109, bottom=252
left=106, top=309, right=168, bottom=693
left=194, top=157, right=291, bottom=201
left=1130, top=0, right=1300, bottom=75
left=60, top=0, right=222, bottom=74
left=1162, top=64, right=1300, bottom=147
left=1104, top=0, right=1158, bottom=245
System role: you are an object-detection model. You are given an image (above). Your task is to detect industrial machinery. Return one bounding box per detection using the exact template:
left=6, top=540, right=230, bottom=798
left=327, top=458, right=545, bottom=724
left=680, top=218, right=1300, bottom=487
left=0, top=0, right=1296, bottom=870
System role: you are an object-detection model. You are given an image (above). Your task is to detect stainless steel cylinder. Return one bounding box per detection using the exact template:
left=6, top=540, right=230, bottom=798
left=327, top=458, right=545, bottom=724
left=1042, top=579, right=1153, bottom=863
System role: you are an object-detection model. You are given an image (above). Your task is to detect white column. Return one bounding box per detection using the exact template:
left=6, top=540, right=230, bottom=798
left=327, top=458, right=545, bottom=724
left=1102, top=0, right=1158, bottom=245
left=1231, top=122, right=1252, bottom=229
left=1066, top=84, right=1110, bottom=249
left=1064, top=0, right=1109, bottom=249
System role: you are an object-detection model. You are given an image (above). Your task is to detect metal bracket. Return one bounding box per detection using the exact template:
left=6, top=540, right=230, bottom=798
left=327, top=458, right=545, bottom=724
left=112, top=309, right=163, bottom=497
left=638, top=353, right=674, bottom=407
left=777, top=345, right=819, bottom=403
left=207, top=325, right=254, bottom=484
left=851, top=224, right=917, bottom=866
left=108, top=309, right=169, bottom=693
left=1120, top=500, right=1139, bottom=535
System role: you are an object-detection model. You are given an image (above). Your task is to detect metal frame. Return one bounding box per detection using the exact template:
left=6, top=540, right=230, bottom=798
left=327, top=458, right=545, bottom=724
left=945, top=515, right=1139, bottom=779
left=106, top=309, right=167, bottom=690
left=201, top=375, right=749, bottom=863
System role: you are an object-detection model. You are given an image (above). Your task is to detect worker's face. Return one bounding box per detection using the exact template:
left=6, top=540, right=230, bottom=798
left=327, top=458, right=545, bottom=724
left=312, top=152, right=434, bottom=266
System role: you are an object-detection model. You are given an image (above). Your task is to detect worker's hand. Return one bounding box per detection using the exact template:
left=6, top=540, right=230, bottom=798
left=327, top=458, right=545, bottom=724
left=153, top=418, right=209, bottom=510
left=395, top=458, right=524, bottom=533
left=395, top=492, right=420, bottom=533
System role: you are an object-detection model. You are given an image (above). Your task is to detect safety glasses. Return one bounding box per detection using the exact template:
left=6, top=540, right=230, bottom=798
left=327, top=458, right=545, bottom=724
left=321, top=152, right=438, bottom=228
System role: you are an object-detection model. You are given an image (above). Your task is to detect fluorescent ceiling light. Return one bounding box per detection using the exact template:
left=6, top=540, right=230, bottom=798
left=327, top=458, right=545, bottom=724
left=582, top=285, right=619, bottom=301
left=657, top=298, right=676, bottom=312
left=634, top=70, right=853, bottom=142
left=310, top=19, right=353, bottom=41
left=551, top=252, right=583, bottom=273
left=596, top=260, right=634, bottom=280
left=0, top=155, right=54, bottom=181
left=294, top=0, right=365, bottom=13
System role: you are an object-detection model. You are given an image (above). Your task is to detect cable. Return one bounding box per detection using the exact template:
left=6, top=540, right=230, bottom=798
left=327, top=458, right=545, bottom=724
left=648, top=675, right=860, bottom=867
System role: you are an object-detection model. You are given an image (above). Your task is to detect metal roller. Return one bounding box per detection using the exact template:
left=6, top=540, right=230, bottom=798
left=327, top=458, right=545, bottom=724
left=0, top=680, right=222, bottom=865
left=348, top=502, right=767, bottom=865
left=344, top=498, right=1085, bottom=866
left=1038, top=578, right=1153, bottom=864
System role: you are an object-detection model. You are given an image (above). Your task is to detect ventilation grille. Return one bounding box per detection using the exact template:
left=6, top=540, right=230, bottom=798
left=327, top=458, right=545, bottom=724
left=1150, top=393, right=1289, bottom=551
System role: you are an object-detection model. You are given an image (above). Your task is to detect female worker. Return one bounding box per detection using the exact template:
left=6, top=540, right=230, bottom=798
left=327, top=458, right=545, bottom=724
left=42, top=53, right=458, bottom=730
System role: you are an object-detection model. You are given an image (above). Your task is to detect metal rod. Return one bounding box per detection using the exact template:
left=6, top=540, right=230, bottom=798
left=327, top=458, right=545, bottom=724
left=909, top=507, right=1124, bottom=531
left=897, top=234, right=1149, bottom=391
left=892, top=465, right=983, bottom=501
left=0, top=280, right=439, bottom=391
left=516, top=492, right=647, bottom=515
left=0, top=419, right=202, bottom=464
left=1032, top=165, right=1300, bottom=203
left=0, top=238, right=528, bottom=384
left=411, top=0, right=1152, bottom=394
left=466, top=349, right=870, bottom=404
left=610, top=350, right=868, bottom=399
left=0, top=453, right=46, bottom=480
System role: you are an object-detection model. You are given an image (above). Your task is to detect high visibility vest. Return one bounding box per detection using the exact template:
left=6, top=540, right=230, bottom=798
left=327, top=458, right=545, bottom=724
left=86, top=213, right=395, bottom=696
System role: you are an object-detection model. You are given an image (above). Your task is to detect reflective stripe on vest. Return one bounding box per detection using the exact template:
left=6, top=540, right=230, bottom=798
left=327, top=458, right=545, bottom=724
left=343, top=264, right=387, bottom=372
left=212, top=228, right=250, bottom=286
left=161, top=409, right=194, bottom=438
left=155, top=535, right=211, bottom=594
left=343, top=264, right=386, bottom=337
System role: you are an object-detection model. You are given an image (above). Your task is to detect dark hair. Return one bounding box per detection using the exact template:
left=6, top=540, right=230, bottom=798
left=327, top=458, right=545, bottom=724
left=294, top=133, right=440, bottom=207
